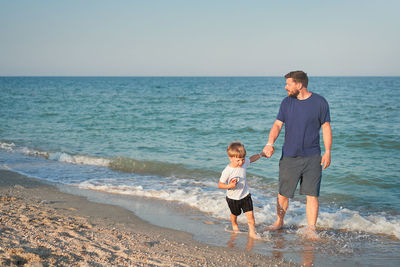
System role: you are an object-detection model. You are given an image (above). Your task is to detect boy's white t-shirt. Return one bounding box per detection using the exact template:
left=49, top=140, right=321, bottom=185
left=219, top=158, right=250, bottom=200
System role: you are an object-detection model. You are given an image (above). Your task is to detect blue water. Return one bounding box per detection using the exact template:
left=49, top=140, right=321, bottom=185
left=1, top=77, right=400, bottom=265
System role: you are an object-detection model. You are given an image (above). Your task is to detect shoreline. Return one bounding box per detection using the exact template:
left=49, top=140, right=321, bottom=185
left=0, top=170, right=292, bottom=266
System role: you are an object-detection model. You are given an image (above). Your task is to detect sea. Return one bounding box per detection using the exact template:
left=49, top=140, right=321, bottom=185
left=1, top=76, right=399, bottom=266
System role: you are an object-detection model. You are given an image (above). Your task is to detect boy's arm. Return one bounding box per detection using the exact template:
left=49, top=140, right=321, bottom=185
left=218, top=169, right=237, bottom=189
left=218, top=181, right=236, bottom=189
left=250, top=152, right=264, bottom=163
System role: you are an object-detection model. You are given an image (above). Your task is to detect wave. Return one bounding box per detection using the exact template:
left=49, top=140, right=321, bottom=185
left=0, top=142, right=50, bottom=158
left=76, top=179, right=400, bottom=240
left=2, top=141, right=399, bottom=239
left=109, top=156, right=217, bottom=178
left=238, top=126, right=257, bottom=133
left=49, top=152, right=111, bottom=167
left=0, top=141, right=218, bottom=178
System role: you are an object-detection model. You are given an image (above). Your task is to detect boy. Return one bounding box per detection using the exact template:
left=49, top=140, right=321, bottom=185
left=218, top=142, right=264, bottom=239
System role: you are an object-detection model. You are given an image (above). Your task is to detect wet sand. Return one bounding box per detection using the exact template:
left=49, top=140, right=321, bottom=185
left=0, top=170, right=294, bottom=266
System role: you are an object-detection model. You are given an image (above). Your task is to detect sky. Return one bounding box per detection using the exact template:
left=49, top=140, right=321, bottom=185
left=0, top=0, right=399, bottom=76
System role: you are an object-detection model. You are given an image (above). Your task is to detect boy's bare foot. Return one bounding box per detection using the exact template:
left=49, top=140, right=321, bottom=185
left=249, top=232, right=262, bottom=240
left=265, top=222, right=283, bottom=231
left=232, top=226, right=240, bottom=232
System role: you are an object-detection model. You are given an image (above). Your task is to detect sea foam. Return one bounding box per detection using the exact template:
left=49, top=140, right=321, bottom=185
left=1, top=141, right=399, bottom=240
left=76, top=176, right=400, bottom=239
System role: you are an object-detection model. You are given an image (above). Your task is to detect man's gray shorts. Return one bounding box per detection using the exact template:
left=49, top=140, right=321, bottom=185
left=279, top=154, right=322, bottom=198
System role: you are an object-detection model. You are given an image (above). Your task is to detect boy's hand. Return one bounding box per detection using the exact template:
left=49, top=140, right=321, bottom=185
left=228, top=179, right=238, bottom=189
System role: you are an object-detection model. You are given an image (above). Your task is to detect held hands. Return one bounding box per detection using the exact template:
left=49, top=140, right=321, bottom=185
left=250, top=152, right=266, bottom=163
left=263, top=144, right=275, bottom=158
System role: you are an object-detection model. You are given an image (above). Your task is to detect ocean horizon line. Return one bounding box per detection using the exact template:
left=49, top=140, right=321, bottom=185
left=1, top=75, right=399, bottom=78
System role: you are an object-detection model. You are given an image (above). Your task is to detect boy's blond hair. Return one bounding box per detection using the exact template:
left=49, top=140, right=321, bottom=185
left=227, top=142, right=246, bottom=158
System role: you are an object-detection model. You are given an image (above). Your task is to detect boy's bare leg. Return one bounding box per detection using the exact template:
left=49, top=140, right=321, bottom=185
left=230, top=214, right=240, bottom=232
left=267, top=194, right=288, bottom=230
left=305, top=195, right=319, bottom=240
left=245, top=210, right=257, bottom=239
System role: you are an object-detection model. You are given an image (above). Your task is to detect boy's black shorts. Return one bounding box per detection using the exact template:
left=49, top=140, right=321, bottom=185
left=226, top=193, right=253, bottom=216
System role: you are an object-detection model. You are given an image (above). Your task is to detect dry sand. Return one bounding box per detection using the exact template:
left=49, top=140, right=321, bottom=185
left=0, top=170, right=294, bottom=266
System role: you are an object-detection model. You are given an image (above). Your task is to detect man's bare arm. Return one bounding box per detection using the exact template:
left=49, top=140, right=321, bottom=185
left=263, top=120, right=283, bottom=158
left=321, top=122, right=332, bottom=169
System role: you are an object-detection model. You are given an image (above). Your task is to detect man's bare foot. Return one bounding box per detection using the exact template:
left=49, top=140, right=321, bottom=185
left=305, top=226, right=319, bottom=240
left=265, top=222, right=283, bottom=231
left=297, top=226, right=319, bottom=240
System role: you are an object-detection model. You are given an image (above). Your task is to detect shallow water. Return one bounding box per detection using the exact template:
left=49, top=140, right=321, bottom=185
left=55, top=182, right=400, bottom=267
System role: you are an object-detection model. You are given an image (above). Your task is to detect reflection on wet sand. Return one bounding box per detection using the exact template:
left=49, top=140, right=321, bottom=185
left=226, top=228, right=317, bottom=266
left=301, top=242, right=315, bottom=267
left=271, top=230, right=285, bottom=260
left=271, top=230, right=315, bottom=267
left=227, top=232, right=255, bottom=252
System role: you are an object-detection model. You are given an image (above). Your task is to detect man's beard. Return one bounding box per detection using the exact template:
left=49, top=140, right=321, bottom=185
left=288, top=90, right=299, bottom=98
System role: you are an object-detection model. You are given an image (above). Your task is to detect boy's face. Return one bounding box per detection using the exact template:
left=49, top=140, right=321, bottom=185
left=229, top=157, right=245, bottom=168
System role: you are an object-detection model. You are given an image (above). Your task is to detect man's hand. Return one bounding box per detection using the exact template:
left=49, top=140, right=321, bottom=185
left=263, top=120, right=283, bottom=158
left=321, top=151, right=331, bottom=169
left=263, top=144, right=275, bottom=158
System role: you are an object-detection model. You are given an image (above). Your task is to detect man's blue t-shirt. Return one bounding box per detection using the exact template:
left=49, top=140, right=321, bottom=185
left=277, top=93, right=330, bottom=157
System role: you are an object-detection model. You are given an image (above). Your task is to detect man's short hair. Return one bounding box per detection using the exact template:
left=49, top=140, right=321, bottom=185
left=227, top=142, right=246, bottom=158
left=285, top=71, right=308, bottom=88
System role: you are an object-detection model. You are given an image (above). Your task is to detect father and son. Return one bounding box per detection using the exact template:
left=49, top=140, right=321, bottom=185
left=218, top=70, right=332, bottom=239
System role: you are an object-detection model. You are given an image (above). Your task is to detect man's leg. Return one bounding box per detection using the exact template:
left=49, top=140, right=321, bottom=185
left=300, top=155, right=322, bottom=239
left=270, top=156, right=301, bottom=231
left=306, top=195, right=319, bottom=226
left=305, top=195, right=319, bottom=240
left=230, top=213, right=239, bottom=232
left=267, top=193, right=289, bottom=230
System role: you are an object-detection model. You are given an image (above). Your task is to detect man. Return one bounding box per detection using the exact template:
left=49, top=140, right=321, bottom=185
left=263, top=71, right=332, bottom=238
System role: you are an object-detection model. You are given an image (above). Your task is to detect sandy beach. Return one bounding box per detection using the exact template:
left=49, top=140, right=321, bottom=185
left=0, top=170, right=293, bottom=266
